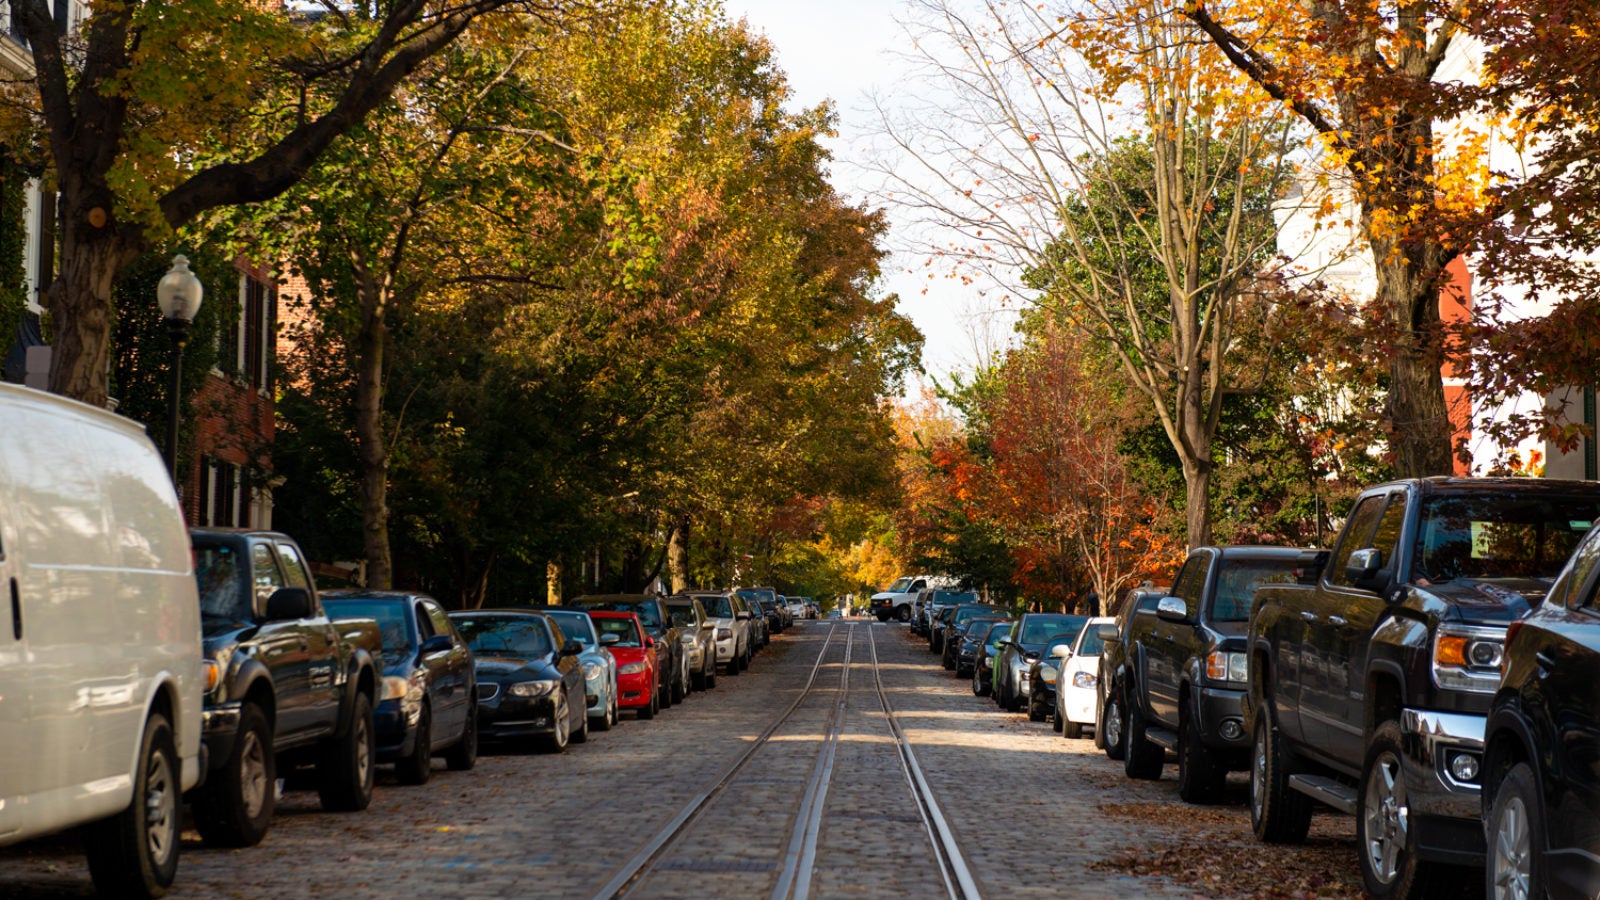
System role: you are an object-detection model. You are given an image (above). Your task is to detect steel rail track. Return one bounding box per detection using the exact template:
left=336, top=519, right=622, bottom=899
left=593, top=622, right=847, bottom=900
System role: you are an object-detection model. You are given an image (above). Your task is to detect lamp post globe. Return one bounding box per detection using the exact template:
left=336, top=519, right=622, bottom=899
left=159, top=255, right=204, bottom=482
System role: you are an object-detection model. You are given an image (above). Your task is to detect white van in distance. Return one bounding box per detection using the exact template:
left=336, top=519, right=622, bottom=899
left=0, top=383, right=203, bottom=897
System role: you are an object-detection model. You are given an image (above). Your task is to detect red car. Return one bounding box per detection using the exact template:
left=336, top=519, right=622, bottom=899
left=589, top=611, right=660, bottom=719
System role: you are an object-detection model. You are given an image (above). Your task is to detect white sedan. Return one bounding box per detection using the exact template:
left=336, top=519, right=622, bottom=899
left=1055, top=616, right=1114, bottom=739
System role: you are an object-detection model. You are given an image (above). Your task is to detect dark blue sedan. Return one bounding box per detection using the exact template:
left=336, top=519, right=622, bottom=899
left=323, top=591, right=477, bottom=784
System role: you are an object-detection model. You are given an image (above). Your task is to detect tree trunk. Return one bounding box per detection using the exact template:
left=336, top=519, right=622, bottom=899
left=354, top=278, right=393, bottom=590
left=1182, top=457, right=1213, bottom=550
left=667, top=513, right=690, bottom=593
left=46, top=222, right=128, bottom=406
left=547, top=558, right=562, bottom=605
left=1375, top=254, right=1455, bottom=477
left=461, top=545, right=497, bottom=610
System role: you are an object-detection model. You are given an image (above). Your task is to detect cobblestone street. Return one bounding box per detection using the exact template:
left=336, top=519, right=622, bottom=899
left=0, top=620, right=1361, bottom=898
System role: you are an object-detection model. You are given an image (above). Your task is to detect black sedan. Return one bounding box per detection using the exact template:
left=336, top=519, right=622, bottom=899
left=1483, top=526, right=1600, bottom=899
left=324, top=591, right=477, bottom=784
left=448, top=610, right=589, bottom=753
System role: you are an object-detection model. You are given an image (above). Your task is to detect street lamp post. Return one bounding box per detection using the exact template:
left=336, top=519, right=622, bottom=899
left=157, top=255, right=204, bottom=482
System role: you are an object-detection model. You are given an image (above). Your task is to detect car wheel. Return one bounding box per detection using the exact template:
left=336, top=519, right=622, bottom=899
left=1251, top=704, right=1312, bottom=843
left=543, top=692, right=571, bottom=752
left=593, top=689, right=615, bottom=732
left=672, top=659, right=688, bottom=703
left=570, top=695, right=590, bottom=744
left=193, top=701, right=275, bottom=848
left=942, top=647, right=955, bottom=670
left=1487, top=761, right=1544, bottom=900
left=1005, top=679, right=1024, bottom=712
left=693, top=663, right=709, bottom=692
left=1358, top=720, right=1441, bottom=897
left=1051, top=703, right=1064, bottom=732
left=897, top=606, right=911, bottom=623
left=726, top=652, right=741, bottom=677
left=705, top=656, right=717, bottom=689
left=1177, top=703, right=1224, bottom=804
left=445, top=704, right=478, bottom=770
left=86, top=711, right=180, bottom=898
left=639, top=680, right=658, bottom=720
left=971, top=665, right=986, bottom=696
left=396, top=703, right=433, bottom=786
left=1123, top=688, right=1164, bottom=780
left=317, top=691, right=375, bottom=812
left=1103, top=689, right=1127, bottom=761
left=1030, top=690, right=1048, bottom=723
left=1064, top=722, right=1083, bottom=740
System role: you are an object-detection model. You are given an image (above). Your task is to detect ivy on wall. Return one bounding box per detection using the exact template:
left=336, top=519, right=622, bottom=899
left=0, top=152, right=29, bottom=332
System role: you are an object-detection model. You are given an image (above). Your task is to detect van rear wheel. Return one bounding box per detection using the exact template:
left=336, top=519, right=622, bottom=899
left=86, top=711, right=180, bottom=898
left=194, top=702, right=276, bottom=847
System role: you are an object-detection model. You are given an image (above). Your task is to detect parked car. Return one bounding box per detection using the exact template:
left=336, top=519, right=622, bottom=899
left=994, top=613, right=1090, bottom=712
left=665, top=595, right=718, bottom=691
left=1052, top=617, right=1114, bottom=738
left=571, top=594, right=689, bottom=708
left=0, top=384, right=204, bottom=898
left=969, top=619, right=1014, bottom=694
left=1483, top=521, right=1600, bottom=900
left=956, top=615, right=1009, bottom=679
left=734, top=589, right=771, bottom=649
left=786, top=597, right=808, bottom=620
left=449, top=610, right=589, bottom=751
left=1119, top=546, right=1305, bottom=803
left=941, top=604, right=1005, bottom=669
left=689, top=591, right=751, bottom=675
left=589, top=610, right=661, bottom=719
left=1095, top=584, right=1168, bottom=760
left=188, top=528, right=382, bottom=848
left=930, top=605, right=958, bottom=655
left=323, top=591, right=478, bottom=786
left=540, top=607, right=621, bottom=731
left=1247, top=478, right=1600, bottom=898
left=1027, top=632, right=1076, bottom=722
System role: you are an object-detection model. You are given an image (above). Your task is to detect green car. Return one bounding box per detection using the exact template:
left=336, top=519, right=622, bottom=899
left=973, top=619, right=1016, bottom=697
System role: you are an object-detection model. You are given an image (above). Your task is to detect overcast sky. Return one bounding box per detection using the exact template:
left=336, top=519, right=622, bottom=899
left=720, top=0, right=1015, bottom=392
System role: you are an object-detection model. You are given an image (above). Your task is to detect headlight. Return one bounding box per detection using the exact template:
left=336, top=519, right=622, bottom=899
left=718, top=628, right=732, bottom=640
left=1040, top=665, right=1057, bottom=684
left=382, top=675, right=409, bottom=702
left=1072, top=671, right=1097, bottom=689
left=582, top=662, right=603, bottom=680
left=1205, top=651, right=1248, bottom=684
left=1432, top=624, right=1505, bottom=693
left=619, top=662, right=647, bottom=675
left=508, top=680, right=557, bottom=698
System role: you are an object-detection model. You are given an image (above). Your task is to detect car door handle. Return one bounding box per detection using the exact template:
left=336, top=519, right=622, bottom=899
left=1301, top=611, right=1318, bottom=622
left=9, top=578, right=20, bottom=640
left=1328, top=616, right=1347, bottom=627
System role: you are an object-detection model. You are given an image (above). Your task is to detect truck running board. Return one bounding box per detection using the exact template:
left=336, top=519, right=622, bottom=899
left=1144, top=726, right=1178, bottom=751
left=1287, top=774, right=1357, bottom=815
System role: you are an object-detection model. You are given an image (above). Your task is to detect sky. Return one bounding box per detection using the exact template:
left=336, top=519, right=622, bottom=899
left=719, top=0, right=1016, bottom=391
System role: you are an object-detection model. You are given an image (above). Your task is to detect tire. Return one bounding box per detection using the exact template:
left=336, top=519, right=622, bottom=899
left=1005, top=680, right=1024, bottom=713
left=897, top=606, right=911, bottom=623
left=86, top=711, right=181, bottom=899
left=931, top=633, right=943, bottom=655
left=1250, top=705, right=1312, bottom=844
left=659, top=669, right=675, bottom=710
left=972, top=665, right=988, bottom=696
left=1051, top=703, right=1063, bottom=731
left=671, top=659, right=687, bottom=703
left=1357, top=720, right=1433, bottom=897
left=444, top=704, right=478, bottom=771
left=942, top=646, right=956, bottom=670
left=693, top=665, right=708, bottom=692
left=1486, top=761, right=1544, bottom=900
left=317, top=691, right=375, bottom=812
left=1103, top=688, right=1127, bottom=761
left=1064, top=722, right=1084, bottom=740
left=705, top=657, right=717, bottom=689
left=1028, top=691, right=1047, bottom=723
left=1123, top=689, right=1164, bottom=780
left=542, top=692, right=571, bottom=752
left=725, top=653, right=741, bottom=677
left=1177, top=703, right=1225, bottom=804
left=396, top=703, right=433, bottom=786
left=638, top=680, right=658, bottom=720
left=193, top=701, right=275, bottom=848
left=592, top=689, right=615, bottom=732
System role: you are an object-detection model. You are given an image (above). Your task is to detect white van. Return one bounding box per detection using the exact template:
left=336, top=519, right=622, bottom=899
left=0, top=384, right=203, bottom=897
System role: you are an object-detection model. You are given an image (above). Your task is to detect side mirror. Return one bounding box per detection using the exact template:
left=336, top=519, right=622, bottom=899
left=418, top=635, right=453, bottom=656
left=1095, top=623, right=1119, bottom=641
left=1346, top=548, right=1383, bottom=585
left=1051, top=644, right=1072, bottom=659
left=1156, top=596, right=1190, bottom=623
left=561, top=638, right=583, bottom=657
left=600, top=633, right=620, bottom=646
left=736, top=611, right=752, bottom=621
left=701, top=620, right=716, bottom=630
left=644, top=636, right=656, bottom=648
left=265, top=587, right=312, bottom=621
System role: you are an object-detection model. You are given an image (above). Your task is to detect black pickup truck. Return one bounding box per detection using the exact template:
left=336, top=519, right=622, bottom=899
left=1119, top=547, right=1304, bottom=803
left=1246, top=478, right=1600, bottom=898
left=188, top=529, right=382, bottom=847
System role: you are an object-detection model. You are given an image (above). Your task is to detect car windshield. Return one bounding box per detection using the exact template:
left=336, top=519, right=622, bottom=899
left=1413, top=494, right=1600, bottom=583
left=952, top=605, right=1001, bottom=625
left=454, top=616, right=551, bottom=659
left=736, top=588, right=778, bottom=605
left=576, top=598, right=663, bottom=633
left=1046, top=635, right=1077, bottom=658
left=885, top=577, right=913, bottom=592
left=543, top=611, right=597, bottom=648
left=1211, top=560, right=1302, bottom=621
left=594, top=617, right=643, bottom=647
left=323, top=598, right=413, bottom=663
left=666, top=605, right=699, bottom=628
left=984, top=622, right=1013, bottom=644
left=697, top=595, right=734, bottom=618
left=193, top=543, right=252, bottom=621
left=1073, top=627, right=1106, bottom=656
left=1019, top=615, right=1084, bottom=645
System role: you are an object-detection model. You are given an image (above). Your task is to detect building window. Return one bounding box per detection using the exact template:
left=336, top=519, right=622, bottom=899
left=243, top=276, right=272, bottom=390
left=200, top=458, right=250, bottom=528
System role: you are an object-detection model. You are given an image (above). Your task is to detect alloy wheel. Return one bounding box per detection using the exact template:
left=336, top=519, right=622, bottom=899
left=1252, top=727, right=1267, bottom=819
left=1105, top=696, right=1122, bottom=750
left=1491, top=794, right=1532, bottom=900
left=239, top=729, right=269, bottom=819
left=1362, top=751, right=1409, bottom=884
left=144, top=739, right=177, bottom=866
